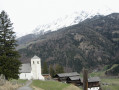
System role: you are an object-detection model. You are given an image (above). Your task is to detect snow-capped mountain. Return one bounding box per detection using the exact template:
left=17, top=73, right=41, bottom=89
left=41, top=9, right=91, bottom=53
left=32, top=11, right=96, bottom=35
left=32, top=9, right=113, bottom=35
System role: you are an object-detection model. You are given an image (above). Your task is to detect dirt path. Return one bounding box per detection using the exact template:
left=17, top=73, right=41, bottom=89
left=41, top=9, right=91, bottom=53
left=17, top=80, right=33, bottom=90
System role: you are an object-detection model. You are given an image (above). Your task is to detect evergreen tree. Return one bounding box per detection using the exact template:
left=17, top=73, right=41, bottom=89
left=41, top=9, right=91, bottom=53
left=42, top=61, right=48, bottom=74
left=55, top=64, right=64, bottom=74
left=0, top=11, right=21, bottom=79
left=49, top=65, right=55, bottom=77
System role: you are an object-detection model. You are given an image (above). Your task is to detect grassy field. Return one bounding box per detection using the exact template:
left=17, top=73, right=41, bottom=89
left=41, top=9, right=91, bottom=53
left=10, top=79, right=27, bottom=85
left=9, top=75, right=119, bottom=90
left=88, top=69, right=119, bottom=90
left=101, top=78, right=119, bottom=90
left=89, top=71, right=105, bottom=77
left=31, top=80, right=81, bottom=90
left=31, top=80, right=69, bottom=90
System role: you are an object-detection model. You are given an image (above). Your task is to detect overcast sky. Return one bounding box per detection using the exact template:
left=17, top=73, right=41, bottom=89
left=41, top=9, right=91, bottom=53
left=0, top=0, right=119, bottom=37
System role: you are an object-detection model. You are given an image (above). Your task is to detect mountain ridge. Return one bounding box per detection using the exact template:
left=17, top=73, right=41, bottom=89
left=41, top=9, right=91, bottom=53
left=17, top=12, right=103, bottom=46
left=18, top=13, right=119, bottom=75
left=17, top=8, right=114, bottom=38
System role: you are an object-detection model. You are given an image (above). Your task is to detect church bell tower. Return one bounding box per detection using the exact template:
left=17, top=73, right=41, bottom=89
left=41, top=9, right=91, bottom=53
left=31, top=55, right=44, bottom=80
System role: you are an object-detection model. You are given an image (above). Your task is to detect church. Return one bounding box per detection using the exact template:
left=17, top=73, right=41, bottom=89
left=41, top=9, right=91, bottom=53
left=19, top=55, right=44, bottom=80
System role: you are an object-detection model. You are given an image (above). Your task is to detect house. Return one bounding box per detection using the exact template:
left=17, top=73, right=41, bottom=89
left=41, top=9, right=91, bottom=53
left=88, top=77, right=100, bottom=88
left=66, top=76, right=100, bottom=87
left=66, top=76, right=83, bottom=86
left=19, top=55, right=44, bottom=80
left=54, top=72, right=80, bottom=82
left=54, top=72, right=100, bottom=89
left=80, top=77, right=100, bottom=88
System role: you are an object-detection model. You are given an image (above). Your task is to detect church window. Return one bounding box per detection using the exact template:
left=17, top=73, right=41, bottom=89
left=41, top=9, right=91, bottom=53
left=37, top=61, right=39, bottom=64
left=33, top=61, right=34, bottom=64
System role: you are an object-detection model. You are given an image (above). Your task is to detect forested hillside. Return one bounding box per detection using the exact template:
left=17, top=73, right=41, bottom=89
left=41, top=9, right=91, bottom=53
left=18, top=13, right=119, bottom=74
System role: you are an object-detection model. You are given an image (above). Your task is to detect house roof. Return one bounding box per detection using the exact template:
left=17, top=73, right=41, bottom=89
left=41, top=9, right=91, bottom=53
left=19, top=64, right=31, bottom=73
left=68, top=76, right=81, bottom=80
left=88, top=77, right=100, bottom=82
left=55, top=72, right=80, bottom=78
left=32, top=55, right=40, bottom=59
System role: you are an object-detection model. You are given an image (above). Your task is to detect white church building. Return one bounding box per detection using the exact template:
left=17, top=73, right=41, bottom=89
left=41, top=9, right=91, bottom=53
left=19, top=55, right=44, bottom=80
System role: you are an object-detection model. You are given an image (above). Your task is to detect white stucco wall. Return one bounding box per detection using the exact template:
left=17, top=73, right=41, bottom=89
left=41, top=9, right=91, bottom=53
left=31, top=57, right=44, bottom=80
left=19, top=55, right=44, bottom=80
left=19, top=73, right=32, bottom=80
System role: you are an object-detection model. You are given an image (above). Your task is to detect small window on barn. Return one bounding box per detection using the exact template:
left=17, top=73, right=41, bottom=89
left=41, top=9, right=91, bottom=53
left=37, top=61, right=39, bottom=64
left=33, top=61, right=34, bottom=64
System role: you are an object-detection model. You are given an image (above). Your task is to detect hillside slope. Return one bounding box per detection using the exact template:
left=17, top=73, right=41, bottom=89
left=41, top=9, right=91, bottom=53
left=18, top=13, right=119, bottom=73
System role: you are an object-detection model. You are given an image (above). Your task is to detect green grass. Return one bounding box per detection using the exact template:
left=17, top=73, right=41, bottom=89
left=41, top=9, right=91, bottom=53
left=89, top=71, right=105, bottom=77
left=107, top=64, right=119, bottom=71
left=101, top=78, right=119, bottom=90
left=85, top=68, right=119, bottom=90
left=103, top=65, right=109, bottom=71
left=10, top=79, right=27, bottom=84
left=88, top=64, right=119, bottom=77
left=31, top=80, right=70, bottom=90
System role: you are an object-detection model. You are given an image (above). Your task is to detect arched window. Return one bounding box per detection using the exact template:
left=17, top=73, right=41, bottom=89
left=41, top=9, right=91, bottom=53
left=37, top=61, right=39, bottom=64
left=33, top=61, right=34, bottom=64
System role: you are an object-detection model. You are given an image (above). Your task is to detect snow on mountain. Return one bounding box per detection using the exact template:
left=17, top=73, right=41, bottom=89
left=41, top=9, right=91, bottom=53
left=32, top=8, right=113, bottom=35
left=32, top=11, right=95, bottom=35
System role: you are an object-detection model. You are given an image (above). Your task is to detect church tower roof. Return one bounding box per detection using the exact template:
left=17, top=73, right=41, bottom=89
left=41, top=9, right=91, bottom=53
left=32, top=55, right=40, bottom=59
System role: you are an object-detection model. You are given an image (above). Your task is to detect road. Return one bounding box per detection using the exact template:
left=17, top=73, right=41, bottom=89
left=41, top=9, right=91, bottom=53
left=17, top=80, right=33, bottom=90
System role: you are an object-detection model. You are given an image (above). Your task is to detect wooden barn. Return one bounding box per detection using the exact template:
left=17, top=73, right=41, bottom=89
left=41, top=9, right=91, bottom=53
left=54, top=72, right=100, bottom=88
left=88, top=77, right=100, bottom=88
left=66, top=76, right=83, bottom=86
left=54, top=72, right=80, bottom=82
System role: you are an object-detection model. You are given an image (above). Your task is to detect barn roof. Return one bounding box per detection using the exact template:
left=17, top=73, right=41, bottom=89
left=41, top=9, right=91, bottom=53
left=32, top=55, right=40, bottom=59
left=55, top=72, right=80, bottom=77
left=68, top=76, right=82, bottom=80
left=19, top=64, right=31, bottom=73
left=88, top=77, right=100, bottom=82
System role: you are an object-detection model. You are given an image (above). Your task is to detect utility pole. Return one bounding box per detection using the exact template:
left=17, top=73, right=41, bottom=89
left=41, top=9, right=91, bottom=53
left=83, top=68, right=88, bottom=90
